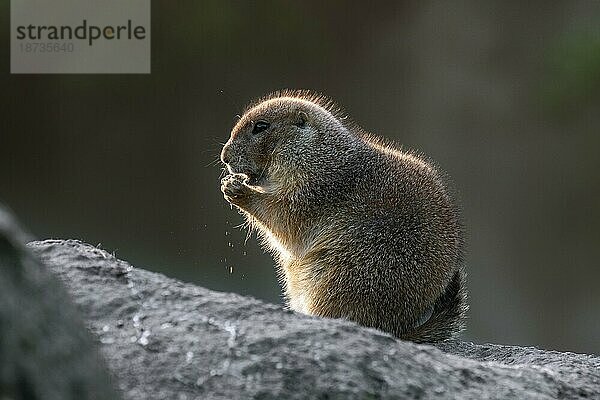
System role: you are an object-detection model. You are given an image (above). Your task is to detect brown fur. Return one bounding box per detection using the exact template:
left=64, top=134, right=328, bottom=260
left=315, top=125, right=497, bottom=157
left=220, top=90, right=467, bottom=342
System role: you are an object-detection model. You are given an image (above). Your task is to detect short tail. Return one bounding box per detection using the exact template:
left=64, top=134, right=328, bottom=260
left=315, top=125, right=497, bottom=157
left=402, top=269, right=468, bottom=343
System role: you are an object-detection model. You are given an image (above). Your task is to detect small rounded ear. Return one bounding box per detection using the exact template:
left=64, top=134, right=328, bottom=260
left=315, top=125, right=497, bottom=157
left=295, top=111, right=308, bottom=128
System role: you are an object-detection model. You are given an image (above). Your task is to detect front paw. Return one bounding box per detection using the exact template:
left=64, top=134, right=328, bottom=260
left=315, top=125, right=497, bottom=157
left=221, top=174, right=251, bottom=204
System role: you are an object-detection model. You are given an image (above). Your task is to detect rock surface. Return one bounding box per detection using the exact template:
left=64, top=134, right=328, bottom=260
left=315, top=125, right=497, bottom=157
left=0, top=207, right=119, bottom=400
left=27, top=239, right=600, bottom=400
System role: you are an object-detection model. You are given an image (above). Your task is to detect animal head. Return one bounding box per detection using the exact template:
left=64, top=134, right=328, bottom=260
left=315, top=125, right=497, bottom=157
left=220, top=91, right=352, bottom=188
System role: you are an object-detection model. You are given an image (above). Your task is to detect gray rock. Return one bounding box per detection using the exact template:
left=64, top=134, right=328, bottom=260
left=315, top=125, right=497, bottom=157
left=28, top=239, right=600, bottom=400
left=0, top=208, right=119, bottom=400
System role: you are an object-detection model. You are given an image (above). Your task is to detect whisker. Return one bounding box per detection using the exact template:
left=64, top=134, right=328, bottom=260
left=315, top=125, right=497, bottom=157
left=204, top=157, right=223, bottom=168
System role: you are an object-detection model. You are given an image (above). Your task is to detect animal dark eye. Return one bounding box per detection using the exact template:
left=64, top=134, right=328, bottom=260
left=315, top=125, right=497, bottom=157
left=252, top=120, right=270, bottom=134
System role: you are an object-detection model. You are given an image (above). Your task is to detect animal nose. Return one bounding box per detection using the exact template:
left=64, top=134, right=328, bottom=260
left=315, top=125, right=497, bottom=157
left=220, top=145, right=231, bottom=165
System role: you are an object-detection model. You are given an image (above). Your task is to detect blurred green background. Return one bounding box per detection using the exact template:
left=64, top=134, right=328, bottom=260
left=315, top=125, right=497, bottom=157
left=1, top=1, right=599, bottom=353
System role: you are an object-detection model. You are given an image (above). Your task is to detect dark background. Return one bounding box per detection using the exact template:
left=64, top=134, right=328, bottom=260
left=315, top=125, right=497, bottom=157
left=2, top=1, right=599, bottom=353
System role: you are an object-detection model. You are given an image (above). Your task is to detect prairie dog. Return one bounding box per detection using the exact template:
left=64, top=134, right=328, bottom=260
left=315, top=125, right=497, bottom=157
left=220, top=91, right=467, bottom=342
